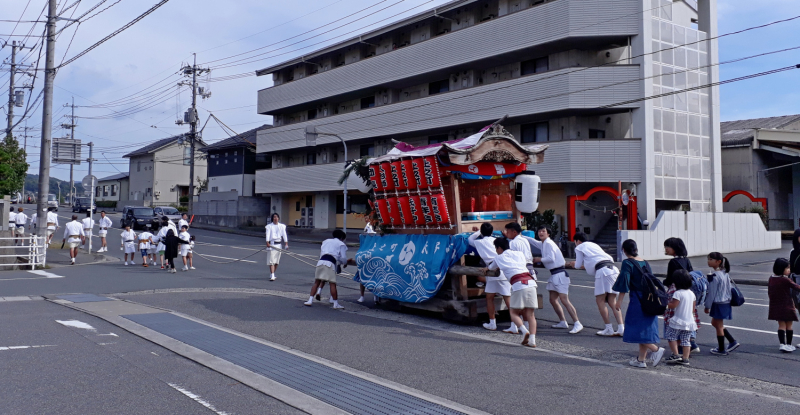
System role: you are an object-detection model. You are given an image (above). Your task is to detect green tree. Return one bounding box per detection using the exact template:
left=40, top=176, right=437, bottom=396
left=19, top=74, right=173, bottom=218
left=0, top=135, right=29, bottom=196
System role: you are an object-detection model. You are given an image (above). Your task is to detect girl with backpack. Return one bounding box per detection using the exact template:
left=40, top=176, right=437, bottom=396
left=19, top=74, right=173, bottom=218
left=704, top=252, right=739, bottom=355
left=664, top=237, right=693, bottom=285
left=613, top=239, right=666, bottom=368
left=768, top=258, right=800, bottom=352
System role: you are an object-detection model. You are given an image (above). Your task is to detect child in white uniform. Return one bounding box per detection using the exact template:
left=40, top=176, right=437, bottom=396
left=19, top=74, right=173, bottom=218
left=138, top=230, right=153, bottom=267
left=485, top=238, right=538, bottom=348
left=469, top=223, right=512, bottom=331
left=664, top=270, right=698, bottom=365
left=179, top=225, right=191, bottom=271
left=120, top=225, right=137, bottom=266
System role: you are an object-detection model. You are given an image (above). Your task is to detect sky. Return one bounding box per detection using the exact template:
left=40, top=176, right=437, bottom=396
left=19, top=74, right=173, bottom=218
left=1, top=0, right=799, bottom=182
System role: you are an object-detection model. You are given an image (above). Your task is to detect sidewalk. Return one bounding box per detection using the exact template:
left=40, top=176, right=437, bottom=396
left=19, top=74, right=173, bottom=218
left=43, top=242, right=118, bottom=268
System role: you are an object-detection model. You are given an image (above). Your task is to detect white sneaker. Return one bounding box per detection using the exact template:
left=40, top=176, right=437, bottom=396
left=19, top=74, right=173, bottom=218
left=569, top=322, right=584, bottom=334
left=614, top=327, right=625, bottom=337
left=780, top=344, right=792, bottom=353
left=596, top=327, right=615, bottom=336
left=483, top=323, right=497, bottom=331
left=270, top=276, right=276, bottom=281
left=650, top=347, right=666, bottom=366
left=551, top=321, right=569, bottom=329
left=124, top=261, right=128, bottom=266
left=790, top=345, right=797, bottom=351
left=502, top=327, right=519, bottom=334
left=190, top=266, right=195, bottom=270
left=628, top=358, right=647, bottom=368
left=333, top=304, right=345, bottom=309
left=357, top=296, right=364, bottom=303
left=328, top=297, right=334, bottom=304
left=182, top=266, right=188, bottom=271
left=303, top=300, right=313, bottom=306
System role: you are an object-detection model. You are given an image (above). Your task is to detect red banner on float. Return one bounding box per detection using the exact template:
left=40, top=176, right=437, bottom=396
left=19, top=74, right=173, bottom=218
left=380, top=162, right=395, bottom=192
left=397, top=196, right=413, bottom=225
left=391, top=161, right=405, bottom=191
left=375, top=198, right=391, bottom=225
left=368, top=164, right=383, bottom=192
left=385, top=197, right=402, bottom=226
left=429, top=193, right=451, bottom=225
left=408, top=196, right=426, bottom=225
left=400, top=159, right=417, bottom=190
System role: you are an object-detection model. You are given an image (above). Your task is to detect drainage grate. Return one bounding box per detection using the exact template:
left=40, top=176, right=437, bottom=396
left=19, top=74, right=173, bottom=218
left=123, top=313, right=465, bottom=415
left=57, top=294, right=114, bottom=303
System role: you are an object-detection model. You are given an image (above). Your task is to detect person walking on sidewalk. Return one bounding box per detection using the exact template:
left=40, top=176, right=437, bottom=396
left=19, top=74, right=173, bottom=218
left=613, top=239, right=666, bottom=368
left=568, top=232, right=623, bottom=336
left=469, top=223, right=512, bottom=331
left=664, top=237, right=693, bottom=284
left=8, top=207, right=17, bottom=235
left=13, top=207, right=27, bottom=246
left=663, top=270, right=698, bottom=366
left=62, top=215, right=85, bottom=265
left=304, top=230, right=355, bottom=309
left=45, top=208, right=59, bottom=245
left=120, top=224, right=137, bottom=266
left=525, top=225, right=582, bottom=334
left=484, top=238, right=539, bottom=348
left=704, top=252, right=739, bottom=355
left=768, top=258, right=800, bottom=353
left=179, top=213, right=190, bottom=230
left=97, top=211, right=113, bottom=253
left=80, top=211, right=94, bottom=251
left=265, top=213, right=288, bottom=281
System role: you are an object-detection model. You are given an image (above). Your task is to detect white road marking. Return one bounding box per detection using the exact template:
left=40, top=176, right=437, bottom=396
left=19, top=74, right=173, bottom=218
left=97, top=333, right=118, bottom=337
left=28, top=270, right=65, bottom=279
left=55, top=320, right=96, bottom=330
left=195, top=242, right=262, bottom=252
left=0, top=345, right=56, bottom=351
left=197, top=253, right=257, bottom=264
left=743, top=302, right=769, bottom=307
left=168, top=383, right=230, bottom=415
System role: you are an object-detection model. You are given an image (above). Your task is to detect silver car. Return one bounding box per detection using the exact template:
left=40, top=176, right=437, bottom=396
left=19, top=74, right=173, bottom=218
left=47, top=194, right=58, bottom=211
left=153, top=206, right=182, bottom=223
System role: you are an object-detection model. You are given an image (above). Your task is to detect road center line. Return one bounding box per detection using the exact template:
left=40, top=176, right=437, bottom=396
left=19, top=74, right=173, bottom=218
left=0, top=345, right=56, bottom=351
left=168, top=383, right=231, bottom=415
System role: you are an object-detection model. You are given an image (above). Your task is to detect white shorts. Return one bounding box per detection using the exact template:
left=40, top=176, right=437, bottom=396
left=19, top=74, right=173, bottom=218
left=67, top=238, right=81, bottom=249
left=180, top=245, right=190, bottom=257
left=46, top=229, right=55, bottom=237
left=124, top=242, right=136, bottom=254
left=15, top=226, right=24, bottom=235
left=157, top=243, right=166, bottom=253
left=485, top=277, right=511, bottom=296
left=83, top=232, right=92, bottom=241
left=147, top=248, right=157, bottom=255
left=267, top=249, right=281, bottom=265
left=315, top=265, right=337, bottom=283
left=510, top=285, right=539, bottom=309
left=99, top=230, right=108, bottom=237
left=546, top=271, right=571, bottom=294
left=594, top=267, right=620, bottom=296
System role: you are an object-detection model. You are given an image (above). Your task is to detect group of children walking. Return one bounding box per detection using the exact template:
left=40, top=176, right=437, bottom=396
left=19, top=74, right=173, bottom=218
left=120, top=216, right=194, bottom=273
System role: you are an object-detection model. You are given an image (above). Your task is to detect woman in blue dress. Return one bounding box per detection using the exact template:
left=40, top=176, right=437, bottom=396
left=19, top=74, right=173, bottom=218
left=613, top=239, right=666, bottom=368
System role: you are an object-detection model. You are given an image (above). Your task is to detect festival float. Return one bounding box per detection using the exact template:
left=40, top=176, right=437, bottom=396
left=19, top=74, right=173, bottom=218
left=353, top=120, right=547, bottom=321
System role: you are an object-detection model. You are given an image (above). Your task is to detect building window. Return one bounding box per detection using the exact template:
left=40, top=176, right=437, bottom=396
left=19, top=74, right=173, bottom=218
left=428, top=134, right=449, bottom=145
left=146, top=187, right=152, bottom=196
left=589, top=129, right=606, bottom=138
left=360, top=144, right=375, bottom=157
left=211, top=186, right=218, bottom=192
left=521, top=122, right=549, bottom=143
left=307, top=109, right=317, bottom=120
left=111, top=185, right=117, bottom=196
left=307, top=152, right=316, bottom=165
left=521, top=57, right=549, bottom=75
left=96, top=186, right=101, bottom=197
left=360, top=96, right=375, bottom=109
left=103, top=185, right=109, bottom=197
left=137, top=161, right=141, bottom=172
left=428, top=79, right=449, bottom=95
left=184, top=147, right=191, bottom=165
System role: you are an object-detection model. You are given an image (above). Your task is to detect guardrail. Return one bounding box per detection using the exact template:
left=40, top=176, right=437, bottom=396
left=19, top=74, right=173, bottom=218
left=0, top=236, right=47, bottom=269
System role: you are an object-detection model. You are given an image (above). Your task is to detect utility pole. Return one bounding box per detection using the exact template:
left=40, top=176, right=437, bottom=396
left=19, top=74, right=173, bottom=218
left=62, top=97, right=77, bottom=206
left=177, top=54, right=210, bottom=214
left=35, top=0, right=58, bottom=238
left=4, top=41, right=33, bottom=139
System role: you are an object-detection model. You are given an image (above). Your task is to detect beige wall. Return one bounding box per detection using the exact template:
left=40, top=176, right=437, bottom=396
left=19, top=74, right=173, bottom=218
left=152, top=143, right=208, bottom=204
left=128, top=155, right=154, bottom=202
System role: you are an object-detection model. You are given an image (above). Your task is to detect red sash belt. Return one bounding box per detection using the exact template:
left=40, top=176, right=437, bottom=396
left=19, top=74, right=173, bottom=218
left=509, top=272, right=534, bottom=286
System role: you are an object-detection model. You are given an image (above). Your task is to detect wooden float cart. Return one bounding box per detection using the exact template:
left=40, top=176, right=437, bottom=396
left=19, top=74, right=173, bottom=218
left=369, top=124, right=547, bottom=321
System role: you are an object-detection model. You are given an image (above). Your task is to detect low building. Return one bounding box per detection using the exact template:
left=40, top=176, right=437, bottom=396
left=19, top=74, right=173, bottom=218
left=94, top=172, right=129, bottom=205
left=123, top=135, right=208, bottom=207
left=721, top=114, right=800, bottom=230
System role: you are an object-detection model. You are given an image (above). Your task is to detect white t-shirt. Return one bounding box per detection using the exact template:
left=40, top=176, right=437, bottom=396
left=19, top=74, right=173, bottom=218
left=8, top=211, right=17, bottom=224
left=669, top=289, right=698, bottom=331
left=46, top=212, right=59, bottom=230
left=316, top=238, right=348, bottom=269
left=525, top=236, right=565, bottom=270
left=14, top=213, right=28, bottom=225
left=265, top=222, right=288, bottom=249
left=81, top=217, right=95, bottom=231
left=98, top=216, right=113, bottom=229
left=509, top=235, right=533, bottom=264
left=138, top=231, right=154, bottom=250
left=488, top=250, right=533, bottom=292
left=574, top=241, right=614, bottom=277
left=468, top=231, right=506, bottom=281
left=63, top=221, right=85, bottom=240
left=178, top=218, right=189, bottom=229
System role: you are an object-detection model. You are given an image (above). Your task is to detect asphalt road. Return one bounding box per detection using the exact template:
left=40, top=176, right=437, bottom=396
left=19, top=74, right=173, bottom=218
left=2, top=204, right=799, bottom=413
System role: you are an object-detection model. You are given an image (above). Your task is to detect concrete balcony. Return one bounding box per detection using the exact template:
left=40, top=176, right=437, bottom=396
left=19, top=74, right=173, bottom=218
left=257, top=65, right=642, bottom=153
left=257, top=0, right=639, bottom=114
left=532, top=138, right=642, bottom=183
left=255, top=163, right=365, bottom=195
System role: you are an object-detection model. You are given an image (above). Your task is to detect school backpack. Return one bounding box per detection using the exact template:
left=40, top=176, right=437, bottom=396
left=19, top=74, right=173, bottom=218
left=689, top=270, right=708, bottom=307
left=628, top=259, right=669, bottom=316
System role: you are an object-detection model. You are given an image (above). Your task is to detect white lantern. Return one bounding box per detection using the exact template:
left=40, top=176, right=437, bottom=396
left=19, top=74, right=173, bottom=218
left=514, top=172, right=541, bottom=214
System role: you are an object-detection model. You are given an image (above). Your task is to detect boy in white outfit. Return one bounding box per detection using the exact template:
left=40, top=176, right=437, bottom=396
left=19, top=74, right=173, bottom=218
left=120, top=224, right=137, bottom=266
left=179, top=225, right=191, bottom=271
left=484, top=238, right=538, bottom=348
left=81, top=212, right=94, bottom=251
left=14, top=207, right=27, bottom=245
left=265, top=213, right=288, bottom=281
left=97, top=211, right=113, bottom=252
left=137, top=229, right=154, bottom=267
left=62, top=215, right=85, bottom=265
left=469, top=223, right=512, bottom=331
left=304, top=230, right=355, bottom=309
left=568, top=232, right=624, bottom=336
left=502, top=222, right=534, bottom=334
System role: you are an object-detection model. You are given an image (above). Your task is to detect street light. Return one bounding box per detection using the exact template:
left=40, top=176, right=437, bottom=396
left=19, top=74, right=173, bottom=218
left=305, top=125, right=348, bottom=236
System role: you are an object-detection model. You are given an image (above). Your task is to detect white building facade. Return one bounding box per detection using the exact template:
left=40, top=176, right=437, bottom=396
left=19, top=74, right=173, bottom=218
left=254, top=0, right=779, bottom=258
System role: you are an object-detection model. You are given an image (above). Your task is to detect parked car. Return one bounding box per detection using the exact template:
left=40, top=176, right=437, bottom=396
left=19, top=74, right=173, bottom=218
left=119, top=206, right=160, bottom=230
left=153, top=206, right=182, bottom=223
left=72, top=197, right=96, bottom=213
left=47, top=194, right=58, bottom=211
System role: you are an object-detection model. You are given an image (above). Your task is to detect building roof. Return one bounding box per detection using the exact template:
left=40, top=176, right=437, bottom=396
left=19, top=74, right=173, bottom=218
left=97, top=172, right=129, bottom=182
left=721, top=114, right=800, bottom=146
left=201, top=124, right=272, bottom=152
left=123, top=135, right=207, bottom=158
left=255, top=0, right=475, bottom=76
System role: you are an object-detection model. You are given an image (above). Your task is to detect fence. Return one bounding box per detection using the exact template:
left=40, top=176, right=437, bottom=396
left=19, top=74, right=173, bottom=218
left=0, top=236, right=47, bottom=269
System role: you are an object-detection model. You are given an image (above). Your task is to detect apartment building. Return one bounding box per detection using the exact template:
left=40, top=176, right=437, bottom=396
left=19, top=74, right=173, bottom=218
left=254, top=0, right=780, bottom=256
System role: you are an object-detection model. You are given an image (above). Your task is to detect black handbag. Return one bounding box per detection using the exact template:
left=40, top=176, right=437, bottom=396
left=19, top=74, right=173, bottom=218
left=730, top=279, right=745, bottom=307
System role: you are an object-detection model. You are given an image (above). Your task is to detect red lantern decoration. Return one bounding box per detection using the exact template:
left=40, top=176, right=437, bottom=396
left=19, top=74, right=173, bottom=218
left=375, top=198, right=391, bottom=225
left=368, top=164, right=383, bottom=192
left=385, top=197, right=402, bottom=226
left=380, top=162, right=395, bottom=192
left=429, top=193, right=451, bottom=225
left=397, top=196, right=413, bottom=225
left=408, top=196, right=426, bottom=225
left=400, top=159, right=417, bottom=190
left=419, top=195, right=435, bottom=224
left=411, top=157, right=428, bottom=190
left=422, top=156, right=442, bottom=188
left=487, top=194, right=500, bottom=211
left=391, top=161, right=405, bottom=191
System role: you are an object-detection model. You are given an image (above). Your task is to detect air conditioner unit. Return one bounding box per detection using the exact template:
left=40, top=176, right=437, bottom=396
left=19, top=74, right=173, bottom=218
left=307, top=217, right=314, bottom=227
left=307, top=207, right=314, bottom=216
